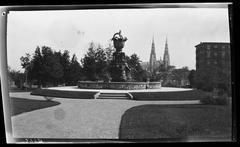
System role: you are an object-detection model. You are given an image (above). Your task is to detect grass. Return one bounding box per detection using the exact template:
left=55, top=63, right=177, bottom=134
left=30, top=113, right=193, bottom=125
left=9, top=87, right=38, bottom=92
left=10, top=97, right=61, bottom=116
left=119, top=104, right=232, bottom=140
left=31, top=89, right=97, bottom=99
left=130, top=90, right=210, bottom=101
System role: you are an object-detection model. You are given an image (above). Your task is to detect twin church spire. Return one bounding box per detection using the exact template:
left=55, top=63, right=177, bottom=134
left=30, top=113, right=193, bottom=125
left=149, top=36, right=157, bottom=73
left=149, top=36, right=170, bottom=73
left=163, top=37, right=170, bottom=68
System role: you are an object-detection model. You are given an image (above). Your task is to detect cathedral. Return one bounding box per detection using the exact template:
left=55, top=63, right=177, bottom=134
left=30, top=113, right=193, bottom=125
left=147, top=36, right=170, bottom=73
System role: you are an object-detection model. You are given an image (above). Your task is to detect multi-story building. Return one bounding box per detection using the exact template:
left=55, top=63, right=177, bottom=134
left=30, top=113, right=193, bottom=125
left=195, top=42, right=231, bottom=92
left=195, top=42, right=231, bottom=72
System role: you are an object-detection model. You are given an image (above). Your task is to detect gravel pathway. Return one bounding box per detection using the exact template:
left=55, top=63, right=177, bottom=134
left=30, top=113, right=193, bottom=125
left=10, top=92, right=200, bottom=139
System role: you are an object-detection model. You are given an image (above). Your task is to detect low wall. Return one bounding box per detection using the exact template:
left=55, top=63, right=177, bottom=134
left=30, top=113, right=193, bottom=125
left=148, top=82, right=162, bottom=89
left=77, top=81, right=161, bottom=90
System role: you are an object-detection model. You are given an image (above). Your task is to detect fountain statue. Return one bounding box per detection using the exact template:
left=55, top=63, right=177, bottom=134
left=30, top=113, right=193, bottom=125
left=77, top=30, right=161, bottom=90
left=109, top=30, right=131, bottom=82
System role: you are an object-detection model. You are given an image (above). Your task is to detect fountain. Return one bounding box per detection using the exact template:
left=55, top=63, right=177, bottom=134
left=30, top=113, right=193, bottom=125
left=78, top=31, right=161, bottom=90
left=109, top=30, right=130, bottom=82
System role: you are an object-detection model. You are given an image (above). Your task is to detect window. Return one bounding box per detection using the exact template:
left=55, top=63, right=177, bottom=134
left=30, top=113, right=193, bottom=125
left=207, top=50, right=210, bottom=57
left=222, top=45, right=225, bottom=49
left=214, top=52, right=217, bottom=56
left=207, top=61, right=210, bottom=65
left=214, top=61, right=217, bottom=64
left=222, top=50, right=225, bottom=58
left=214, top=45, right=218, bottom=48
left=207, top=45, right=211, bottom=50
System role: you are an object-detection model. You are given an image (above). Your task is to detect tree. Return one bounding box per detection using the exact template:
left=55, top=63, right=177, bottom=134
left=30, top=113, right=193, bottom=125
left=126, top=53, right=147, bottom=81
left=194, top=65, right=231, bottom=94
left=81, top=42, right=108, bottom=81
left=41, top=46, right=63, bottom=86
left=171, top=67, right=190, bottom=87
left=105, top=43, right=114, bottom=63
left=188, top=70, right=196, bottom=87
left=26, top=46, right=64, bottom=87
left=81, top=42, right=98, bottom=81
left=68, top=54, right=82, bottom=85
left=8, top=67, right=25, bottom=88
left=55, top=50, right=71, bottom=84
left=154, top=65, right=176, bottom=84
left=28, top=46, right=44, bottom=87
left=20, top=53, right=31, bottom=70
left=20, top=53, right=31, bottom=88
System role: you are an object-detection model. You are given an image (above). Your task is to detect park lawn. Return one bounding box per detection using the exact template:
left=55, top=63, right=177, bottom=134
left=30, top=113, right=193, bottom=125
left=10, top=97, right=61, bottom=116
left=9, top=87, right=38, bottom=92
left=130, top=90, right=210, bottom=100
left=119, top=104, right=232, bottom=140
left=31, top=89, right=97, bottom=99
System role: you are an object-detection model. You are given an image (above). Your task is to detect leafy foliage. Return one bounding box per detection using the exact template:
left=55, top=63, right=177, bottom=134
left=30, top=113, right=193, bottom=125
left=81, top=42, right=110, bottom=81
left=151, top=66, right=190, bottom=87
left=68, top=54, right=82, bottom=85
left=193, top=65, right=231, bottom=95
left=126, top=53, right=148, bottom=82
left=18, top=46, right=82, bottom=87
left=200, top=95, right=229, bottom=105
left=8, top=67, right=25, bottom=88
left=188, top=70, right=196, bottom=87
left=16, top=42, right=157, bottom=87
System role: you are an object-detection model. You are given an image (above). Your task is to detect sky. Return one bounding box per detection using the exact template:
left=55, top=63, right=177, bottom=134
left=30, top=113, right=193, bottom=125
left=7, top=7, right=230, bottom=72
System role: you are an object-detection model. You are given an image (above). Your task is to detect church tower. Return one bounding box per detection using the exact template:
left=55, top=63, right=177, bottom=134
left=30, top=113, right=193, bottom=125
left=149, top=36, right=157, bottom=73
left=163, top=37, right=170, bottom=68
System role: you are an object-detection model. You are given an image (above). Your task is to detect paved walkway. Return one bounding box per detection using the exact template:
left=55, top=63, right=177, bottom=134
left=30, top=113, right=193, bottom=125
left=10, top=92, right=200, bottom=139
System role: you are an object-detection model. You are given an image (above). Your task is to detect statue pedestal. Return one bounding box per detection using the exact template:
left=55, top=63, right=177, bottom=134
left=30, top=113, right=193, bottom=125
left=109, top=30, right=130, bottom=82
left=110, top=52, right=127, bottom=82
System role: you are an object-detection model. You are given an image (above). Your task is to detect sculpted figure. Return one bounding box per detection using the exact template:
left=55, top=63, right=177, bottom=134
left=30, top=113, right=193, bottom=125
left=110, top=30, right=131, bottom=82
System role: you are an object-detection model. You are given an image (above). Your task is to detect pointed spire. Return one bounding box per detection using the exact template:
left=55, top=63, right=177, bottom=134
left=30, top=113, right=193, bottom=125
left=151, top=35, right=156, bottom=54
left=152, top=34, right=155, bottom=45
left=165, top=36, right=168, bottom=51
left=163, top=36, right=170, bottom=68
left=149, top=34, right=157, bottom=73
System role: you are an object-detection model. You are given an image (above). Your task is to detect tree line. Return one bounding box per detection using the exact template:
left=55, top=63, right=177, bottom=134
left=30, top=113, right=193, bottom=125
left=19, top=46, right=82, bottom=87
left=11, top=42, right=148, bottom=88
left=8, top=41, right=194, bottom=89
left=9, top=41, right=230, bottom=94
left=80, top=42, right=148, bottom=82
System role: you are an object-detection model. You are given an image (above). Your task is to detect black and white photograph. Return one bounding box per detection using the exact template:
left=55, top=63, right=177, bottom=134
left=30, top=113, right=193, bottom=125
left=0, top=3, right=235, bottom=143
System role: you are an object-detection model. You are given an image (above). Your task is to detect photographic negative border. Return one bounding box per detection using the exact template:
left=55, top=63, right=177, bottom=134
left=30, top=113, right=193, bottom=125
left=0, top=2, right=236, bottom=143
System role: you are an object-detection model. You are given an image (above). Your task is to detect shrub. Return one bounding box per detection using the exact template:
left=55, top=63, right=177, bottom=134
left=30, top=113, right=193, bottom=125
left=200, top=95, right=229, bottom=105
left=215, top=95, right=230, bottom=105
left=164, top=82, right=176, bottom=87
left=130, top=90, right=209, bottom=101
left=200, top=95, right=214, bottom=104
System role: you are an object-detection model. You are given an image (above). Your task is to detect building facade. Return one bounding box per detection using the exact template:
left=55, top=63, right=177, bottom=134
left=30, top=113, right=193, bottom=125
left=195, top=42, right=231, bottom=72
left=195, top=42, right=231, bottom=92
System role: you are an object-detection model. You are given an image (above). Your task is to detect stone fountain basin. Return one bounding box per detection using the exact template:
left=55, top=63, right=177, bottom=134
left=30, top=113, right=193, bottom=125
left=77, top=81, right=161, bottom=90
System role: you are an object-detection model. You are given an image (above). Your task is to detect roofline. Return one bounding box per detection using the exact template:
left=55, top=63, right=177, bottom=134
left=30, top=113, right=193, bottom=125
left=195, top=42, right=230, bottom=47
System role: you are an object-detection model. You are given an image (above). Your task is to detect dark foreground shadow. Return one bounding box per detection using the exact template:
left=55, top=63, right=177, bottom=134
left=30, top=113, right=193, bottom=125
left=118, top=104, right=232, bottom=140
left=10, top=97, right=61, bottom=116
